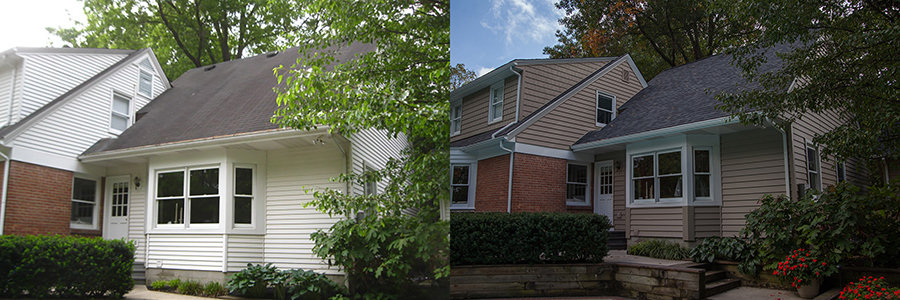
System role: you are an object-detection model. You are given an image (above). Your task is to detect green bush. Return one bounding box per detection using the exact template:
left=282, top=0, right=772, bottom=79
left=201, top=281, right=227, bottom=297
left=176, top=280, right=202, bottom=295
left=282, top=269, right=347, bottom=300
left=450, top=212, right=611, bottom=265
left=627, top=239, right=690, bottom=260
left=0, top=235, right=135, bottom=298
left=227, top=263, right=280, bottom=298
left=690, top=236, right=759, bottom=274
left=741, top=183, right=900, bottom=276
left=226, top=263, right=346, bottom=300
left=149, top=280, right=170, bottom=291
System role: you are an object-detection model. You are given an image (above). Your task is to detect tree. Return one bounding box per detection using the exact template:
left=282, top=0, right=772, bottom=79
left=271, top=0, right=449, bottom=297
left=716, top=0, right=900, bottom=165
left=545, top=0, right=755, bottom=80
left=50, top=0, right=303, bottom=78
left=450, top=63, right=477, bottom=90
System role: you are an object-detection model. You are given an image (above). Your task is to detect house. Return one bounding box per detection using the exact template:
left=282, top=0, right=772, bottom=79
left=449, top=44, right=868, bottom=244
left=0, top=44, right=406, bottom=283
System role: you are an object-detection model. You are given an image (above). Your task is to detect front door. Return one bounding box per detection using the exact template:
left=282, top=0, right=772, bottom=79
left=104, top=176, right=130, bottom=240
left=594, top=161, right=614, bottom=228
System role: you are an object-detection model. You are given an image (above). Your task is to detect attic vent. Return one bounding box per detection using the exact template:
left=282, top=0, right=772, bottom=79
left=204, top=65, right=216, bottom=71
left=266, top=51, right=278, bottom=58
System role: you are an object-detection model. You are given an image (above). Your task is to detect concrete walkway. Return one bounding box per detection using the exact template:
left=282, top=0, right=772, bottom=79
left=603, top=250, right=691, bottom=266
left=124, top=285, right=218, bottom=299
left=707, top=286, right=841, bottom=300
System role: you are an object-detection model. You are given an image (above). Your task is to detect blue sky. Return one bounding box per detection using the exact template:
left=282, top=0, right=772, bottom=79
left=451, top=0, right=566, bottom=77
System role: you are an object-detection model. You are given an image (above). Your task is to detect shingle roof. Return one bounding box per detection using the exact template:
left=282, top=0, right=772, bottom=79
left=83, top=43, right=373, bottom=155
left=574, top=44, right=791, bottom=145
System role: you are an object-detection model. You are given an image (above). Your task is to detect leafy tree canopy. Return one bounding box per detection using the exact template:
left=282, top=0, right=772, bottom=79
left=271, top=0, right=449, bottom=297
left=50, top=0, right=304, bottom=78
left=450, top=63, right=477, bottom=90
left=717, top=0, right=900, bottom=162
left=545, top=0, right=755, bottom=80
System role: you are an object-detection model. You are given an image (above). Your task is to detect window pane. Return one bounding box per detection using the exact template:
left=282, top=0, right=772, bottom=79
left=598, top=94, right=613, bottom=111
left=492, top=103, right=502, bottom=119
left=235, top=168, right=253, bottom=195
left=491, top=87, right=502, bottom=104
left=597, top=110, right=612, bottom=124
left=694, top=150, right=710, bottom=173
left=658, top=152, right=681, bottom=175
left=695, top=175, right=710, bottom=198
left=451, top=186, right=468, bottom=205
left=157, top=171, right=184, bottom=197
left=113, top=95, right=130, bottom=114
left=837, top=163, right=846, bottom=182
left=190, top=197, right=219, bottom=223
left=158, top=199, right=184, bottom=224
left=111, top=115, right=128, bottom=131
left=567, top=184, right=586, bottom=202
left=633, top=155, right=654, bottom=177
left=139, top=71, right=153, bottom=95
left=809, top=172, right=819, bottom=191
left=71, top=202, right=93, bottom=224
left=807, top=148, right=818, bottom=170
left=234, top=196, right=252, bottom=224
left=190, top=169, right=219, bottom=196
left=660, top=176, right=683, bottom=198
left=452, top=165, right=469, bottom=185
left=72, top=178, right=96, bottom=202
left=567, top=164, right=587, bottom=183
left=633, top=178, right=654, bottom=200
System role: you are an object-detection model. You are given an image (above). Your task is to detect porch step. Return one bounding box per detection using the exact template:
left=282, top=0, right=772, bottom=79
left=705, top=270, right=726, bottom=283
left=607, top=230, right=627, bottom=250
left=704, top=278, right=740, bottom=298
left=132, top=263, right=146, bottom=284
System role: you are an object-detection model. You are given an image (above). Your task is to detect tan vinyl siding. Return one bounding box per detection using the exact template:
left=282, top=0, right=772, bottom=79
left=791, top=110, right=868, bottom=194
left=693, top=206, right=721, bottom=238
left=517, top=61, right=611, bottom=117
left=451, top=76, right=517, bottom=141
left=517, top=62, right=644, bottom=149
left=595, top=151, right=626, bottom=231
left=720, top=128, right=787, bottom=236
left=628, top=207, right=683, bottom=238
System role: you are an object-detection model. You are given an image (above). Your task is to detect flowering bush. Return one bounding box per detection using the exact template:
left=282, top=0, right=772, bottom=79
left=839, top=276, right=900, bottom=300
left=773, top=248, right=835, bottom=287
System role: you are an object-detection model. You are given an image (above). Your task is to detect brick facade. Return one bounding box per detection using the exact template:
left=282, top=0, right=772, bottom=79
left=2, top=160, right=102, bottom=236
left=473, top=153, right=595, bottom=213
left=474, top=154, right=510, bottom=212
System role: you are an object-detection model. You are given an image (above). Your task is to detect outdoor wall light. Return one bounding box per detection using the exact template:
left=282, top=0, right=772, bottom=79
left=614, top=160, right=622, bottom=171
left=134, top=176, right=141, bottom=188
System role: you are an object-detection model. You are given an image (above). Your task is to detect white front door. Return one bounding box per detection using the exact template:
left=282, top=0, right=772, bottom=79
left=104, top=176, right=130, bottom=240
left=594, top=161, right=614, bottom=227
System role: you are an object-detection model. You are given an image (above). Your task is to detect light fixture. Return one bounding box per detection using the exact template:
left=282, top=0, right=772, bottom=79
left=134, top=176, right=141, bottom=188
left=313, top=135, right=327, bottom=145
left=614, top=160, right=622, bottom=171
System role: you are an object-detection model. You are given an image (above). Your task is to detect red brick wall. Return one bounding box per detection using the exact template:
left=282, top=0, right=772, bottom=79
left=475, top=154, right=510, bottom=212
left=2, top=161, right=101, bottom=236
left=509, top=153, right=568, bottom=212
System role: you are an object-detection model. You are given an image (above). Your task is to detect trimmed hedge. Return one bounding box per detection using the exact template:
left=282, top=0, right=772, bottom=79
left=451, top=212, right=610, bottom=265
left=0, top=235, right=135, bottom=298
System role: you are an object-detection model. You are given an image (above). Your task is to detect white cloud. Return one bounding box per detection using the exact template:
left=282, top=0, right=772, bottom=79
left=0, top=0, right=86, bottom=50
left=480, top=0, right=562, bottom=47
left=476, top=67, right=495, bottom=77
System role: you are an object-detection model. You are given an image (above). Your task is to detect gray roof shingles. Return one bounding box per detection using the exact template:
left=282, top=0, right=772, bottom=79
left=83, top=43, right=372, bottom=155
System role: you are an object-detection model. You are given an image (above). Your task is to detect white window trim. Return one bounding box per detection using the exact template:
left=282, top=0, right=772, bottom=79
left=488, top=81, right=504, bottom=124
left=692, top=147, right=713, bottom=202
left=450, top=101, right=462, bottom=136
left=450, top=162, right=476, bottom=210
left=625, top=135, right=721, bottom=208
left=805, top=142, right=822, bottom=191
left=233, top=164, right=256, bottom=228
left=566, top=162, right=592, bottom=206
left=154, top=164, right=222, bottom=229
left=595, top=91, right=616, bottom=127
left=109, top=90, right=133, bottom=135
left=136, top=67, right=154, bottom=98
left=70, top=176, right=100, bottom=230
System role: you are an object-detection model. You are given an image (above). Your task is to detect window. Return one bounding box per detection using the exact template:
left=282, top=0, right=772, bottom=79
left=363, top=165, right=377, bottom=196
left=566, top=163, right=589, bottom=204
left=451, top=164, right=471, bottom=207
left=632, top=150, right=683, bottom=202
left=71, top=178, right=97, bottom=228
left=806, top=145, right=820, bottom=191
left=110, top=92, right=131, bottom=132
left=694, top=149, right=711, bottom=200
left=138, top=69, right=153, bottom=98
left=450, top=102, right=462, bottom=136
left=596, top=91, right=616, bottom=126
left=836, top=162, right=846, bottom=183
left=234, top=167, right=253, bottom=225
left=156, top=167, right=219, bottom=225
left=488, top=82, right=503, bottom=123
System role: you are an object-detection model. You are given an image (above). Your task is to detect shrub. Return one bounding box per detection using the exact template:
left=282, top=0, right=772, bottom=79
left=283, top=269, right=347, bottom=300
left=450, top=212, right=610, bottom=265
left=226, top=264, right=347, bottom=300
left=0, top=235, right=135, bottom=298
left=627, top=239, right=690, bottom=260
left=149, top=280, right=170, bottom=291
left=741, top=183, right=900, bottom=275
left=839, top=276, right=900, bottom=300
left=176, top=280, right=202, bottom=295
left=690, top=236, right=759, bottom=274
left=772, top=248, right=835, bottom=287
left=227, top=263, right=281, bottom=298
left=201, top=281, right=227, bottom=297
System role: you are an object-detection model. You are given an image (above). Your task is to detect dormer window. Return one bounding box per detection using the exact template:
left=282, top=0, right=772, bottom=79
left=596, top=91, right=616, bottom=126
left=110, top=92, right=132, bottom=133
left=450, top=102, right=462, bottom=136
left=488, top=82, right=504, bottom=123
left=138, top=69, right=153, bottom=98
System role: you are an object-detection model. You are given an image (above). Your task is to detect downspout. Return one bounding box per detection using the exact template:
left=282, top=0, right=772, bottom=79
left=0, top=148, right=10, bottom=235
left=493, top=122, right=516, bottom=213
left=510, top=65, right=522, bottom=121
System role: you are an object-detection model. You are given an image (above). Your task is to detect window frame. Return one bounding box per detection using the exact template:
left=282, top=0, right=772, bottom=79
left=233, top=164, right=255, bottom=228
left=625, top=135, right=720, bottom=208
left=363, top=164, right=377, bottom=196
left=450, top=101, right=462, bottom=136
left=153, top=164, right=221, bottom=229
left=805, top=143, right=822, bottom=191
left=692, top=147, right=713, bottom=202
left=109, top=90, right=133, bottom=134
left=488, top=81, right=504, bottom=124
left=450, top=163, right=476, bottom=210
left=595, top=91, right=616, bottom=127
left=565, top=162, right=591, bottom=206
left=70, top=176, right=100, bottom=230
left=137, top=68, right=154, bottom=98
left=836, top=161, right=846, bottom=183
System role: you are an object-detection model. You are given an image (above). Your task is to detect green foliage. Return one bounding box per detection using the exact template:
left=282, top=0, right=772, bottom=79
left=717, top=0, right=900, bottom=162
left=176, top=280, right=202, bottom=296
left=201, top=281, right=227, bottom=297
left=546, top=0, right=755, bottom=80
left=226, top=264, right=347, bottom=300
left=150, top=279, right=227, bottom=297
left=281, top=269, right=347, bottom=300
left=53, top=0, right=305, bottom=78
left=149, top=280, right=169, bottom=291
left=627, top=239, right=690, bottom=260
left=227, top=263, right=281, bottom=298
left=689, top=236, right=759, bottom=274
left=0, top=235, right=135, bottom=298
left=740, top=183, right=900, bottom=276
left=272, top=0, right=449, bottom=297
left=450, top=213, right=611, bottom=265
left=773, top=248, right=834, bottom=287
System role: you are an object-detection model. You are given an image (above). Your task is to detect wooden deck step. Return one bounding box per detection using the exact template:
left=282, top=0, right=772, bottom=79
left=705, top=278, right=740, bottom=297
left=705, top=270, right=726, bottom=283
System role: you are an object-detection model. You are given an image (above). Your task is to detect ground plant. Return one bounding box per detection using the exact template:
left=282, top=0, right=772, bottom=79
left=690, top=236, right=760, bottom=274
left=627, top=239, right=690, bottom=260
left=149, top=279, right=227, bottom=297
left=839, top=276, right=900, bottom=300
left=772, top=248, right=834, bottom=288
left=226, top=264, right=347, bottom=300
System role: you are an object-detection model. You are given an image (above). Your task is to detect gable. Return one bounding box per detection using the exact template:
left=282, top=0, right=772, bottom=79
left=516, top=60, right=614, bottom=118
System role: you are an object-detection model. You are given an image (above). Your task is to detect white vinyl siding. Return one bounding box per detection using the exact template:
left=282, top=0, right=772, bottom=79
left=0, top=64, right=15, bottom=125
left=349, top=128, right=407, bottom=196
left=147, top=234, right=224, bottom=271
left=227, top=234, right=264, bottom=272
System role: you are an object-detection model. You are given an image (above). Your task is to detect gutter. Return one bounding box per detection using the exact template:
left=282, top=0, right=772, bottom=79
left=572, top=116, right=740, bottom=151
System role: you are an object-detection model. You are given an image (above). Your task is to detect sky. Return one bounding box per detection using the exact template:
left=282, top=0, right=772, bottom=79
left=0, top=0, right=87, bottom=51
left=451, top=0, right=566, bottom=77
